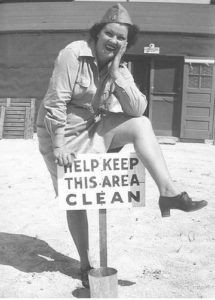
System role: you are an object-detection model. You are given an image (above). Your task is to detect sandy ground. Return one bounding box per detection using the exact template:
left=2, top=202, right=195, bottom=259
left=0, top=135, right=215, bottom=298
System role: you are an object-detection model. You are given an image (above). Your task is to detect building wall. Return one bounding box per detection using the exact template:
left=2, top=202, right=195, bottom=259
left=130, top=33, right=215, bottom=58
left=1, top=2, right=215, bottom=34
left=0, top=32, right=88, bottom=99
left=0, top=1, right=214, bottom=138
left=1, top=30, right=214, bottom=100
left=75, top=0, right=211, bottom=2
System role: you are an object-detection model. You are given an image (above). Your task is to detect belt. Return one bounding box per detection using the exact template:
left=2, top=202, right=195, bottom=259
left=94, top=108, right=108, bottom=123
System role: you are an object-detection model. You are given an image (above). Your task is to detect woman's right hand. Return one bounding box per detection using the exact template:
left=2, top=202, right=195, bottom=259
left=53, top=147, right=75, bottom=166
left=109, top=41, right=127, bottom=80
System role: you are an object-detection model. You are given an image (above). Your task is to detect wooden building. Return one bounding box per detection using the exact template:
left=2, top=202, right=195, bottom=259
left=0, top=1, right=215, bottom=140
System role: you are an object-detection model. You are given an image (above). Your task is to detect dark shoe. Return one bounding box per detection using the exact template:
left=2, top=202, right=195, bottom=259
left=80, top=266, right=93, bottom=289
left=159, top=191, right=208, bottom=217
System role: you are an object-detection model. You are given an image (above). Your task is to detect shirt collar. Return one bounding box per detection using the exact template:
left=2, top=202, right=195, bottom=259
left=79, top=39, right=96, bottom=59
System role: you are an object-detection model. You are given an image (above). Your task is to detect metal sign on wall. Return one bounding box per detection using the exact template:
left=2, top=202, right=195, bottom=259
left=144, top=43, right=160, bottom=54
left=57, top=152, right=145, bottom=210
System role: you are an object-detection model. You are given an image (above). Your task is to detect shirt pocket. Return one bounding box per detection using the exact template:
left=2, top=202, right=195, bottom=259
left=73, top=77, right=91, bottom=99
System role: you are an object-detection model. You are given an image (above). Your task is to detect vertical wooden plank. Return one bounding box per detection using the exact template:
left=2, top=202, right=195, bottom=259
left=24, top=107, right=31, bottom=139
left=6, top=98, right=11, bottom=107
left=30, top=98, right=35, bottom=138
left=99, top=209, right=107, bottom=268
left=0, top=106, right=6, bottom=139
left=148, top=57, right=154, bottom=121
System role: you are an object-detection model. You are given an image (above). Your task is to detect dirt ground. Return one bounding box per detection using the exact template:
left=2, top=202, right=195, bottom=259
left=0, top=135, right=214, bottom=298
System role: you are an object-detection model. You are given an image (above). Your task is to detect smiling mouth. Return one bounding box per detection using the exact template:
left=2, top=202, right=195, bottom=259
left=105, top=44, right=117, bottom=52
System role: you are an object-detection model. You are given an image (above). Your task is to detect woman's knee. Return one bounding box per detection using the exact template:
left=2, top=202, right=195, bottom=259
left=108, top=115, right=152, bottom=148
left=129, top=116, right=153, bottom=141
left=132, top=115, right=152, bottom=130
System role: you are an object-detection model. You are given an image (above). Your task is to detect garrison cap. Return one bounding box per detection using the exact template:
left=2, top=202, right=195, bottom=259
left=100, top=3, right=133, bottom=25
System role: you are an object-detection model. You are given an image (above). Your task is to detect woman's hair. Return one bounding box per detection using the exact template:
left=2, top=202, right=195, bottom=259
left=89, top=22, right=139, bottom=49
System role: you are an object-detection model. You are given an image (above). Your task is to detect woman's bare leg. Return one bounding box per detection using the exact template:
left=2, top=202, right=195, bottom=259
left=107, top=116, right=179, bottom=197
left=66, top=210, right=90, bottom=270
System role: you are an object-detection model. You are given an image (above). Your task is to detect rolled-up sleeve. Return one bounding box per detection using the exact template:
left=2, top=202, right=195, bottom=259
left=44, top=48, right=79, bottom=136
left=113, top=65, right=147, bottom=117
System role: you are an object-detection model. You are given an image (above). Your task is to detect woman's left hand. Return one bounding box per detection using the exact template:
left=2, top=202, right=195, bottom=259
left=53, top=146, right=75, bottom=166
left=109, top=41, right=127, bottom=80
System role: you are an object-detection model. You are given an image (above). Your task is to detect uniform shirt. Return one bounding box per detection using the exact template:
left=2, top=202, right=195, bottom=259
left=37, top=40, right=147, bottom=137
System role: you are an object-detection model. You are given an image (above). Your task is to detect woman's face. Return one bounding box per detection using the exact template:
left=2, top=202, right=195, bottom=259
left=95, top=23, right=128, bottom=66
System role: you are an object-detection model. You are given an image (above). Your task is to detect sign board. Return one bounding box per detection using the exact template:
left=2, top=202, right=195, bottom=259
left=144, top=43, right=160, bottom=54
left=57, top=152, right=145, bottom=210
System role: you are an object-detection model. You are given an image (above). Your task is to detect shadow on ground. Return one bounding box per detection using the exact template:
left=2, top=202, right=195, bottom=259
left=72, top=280, right=135, bottom=298
left=0, top=232, right=80, bottom=277
left=72, top=288, right=91, bottom=298
left=0, top=232, right=136, bottom=298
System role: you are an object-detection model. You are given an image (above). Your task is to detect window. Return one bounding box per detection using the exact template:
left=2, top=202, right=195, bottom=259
left=188, top=64, right=213, bottom=89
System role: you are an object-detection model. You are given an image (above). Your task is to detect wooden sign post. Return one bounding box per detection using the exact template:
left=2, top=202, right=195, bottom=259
left=57, top=152, right=145, bottom=268
left=99, top=209, right=107, bottom=267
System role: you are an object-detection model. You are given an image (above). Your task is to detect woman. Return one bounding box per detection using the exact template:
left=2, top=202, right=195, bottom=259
left=36, top=3, right=207, bottom=288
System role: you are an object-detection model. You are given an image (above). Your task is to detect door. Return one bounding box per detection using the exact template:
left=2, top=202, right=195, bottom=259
left=150, top=56, right=183, bottom=136
left=129, top=55, right=183, bottom=137
left=180, top=59, right=215, bottom=139
left=130, top=56, right=150, bottom=117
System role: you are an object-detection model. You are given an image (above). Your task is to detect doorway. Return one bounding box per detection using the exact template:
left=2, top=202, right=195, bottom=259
left=127, top=55, right=183, bottom=137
